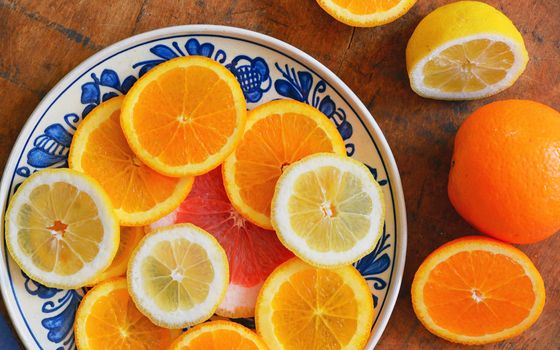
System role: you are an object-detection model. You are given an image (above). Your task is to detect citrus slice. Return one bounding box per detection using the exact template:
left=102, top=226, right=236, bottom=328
left=87, top=226, right=144, bottom=285
left=120, top=56, right=247, bottom=177
left=411, top=236, right=546, bottom=345
left=406, top=1, right=529, bottom=100
left=127, top=223, right=229, bottom=328
left=256, top=258, right=373, bottom=350
left=5, top=169, right=119, bottom=289
left=271, top=153, right=384, bottom=267
left=223, top=99, right=346, bottom=229
left=316, top=0, right=416, bottom=27
left=69, top=96, right=193, bottom=225
left=169, top=320, right=268, bottom=350
left=75, top=277, right=180, bottom=349
left=150, top=167, right=293, bottom=318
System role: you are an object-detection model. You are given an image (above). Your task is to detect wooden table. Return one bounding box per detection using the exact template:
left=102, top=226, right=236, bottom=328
left=1, top=0, right=558, bottom=349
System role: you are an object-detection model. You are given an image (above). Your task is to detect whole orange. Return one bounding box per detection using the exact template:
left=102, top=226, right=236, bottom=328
left=448, top=100, right=560, bottom=244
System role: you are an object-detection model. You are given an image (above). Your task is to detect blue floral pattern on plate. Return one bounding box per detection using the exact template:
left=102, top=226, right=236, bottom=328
left=2, top=30, right=402, bottom=350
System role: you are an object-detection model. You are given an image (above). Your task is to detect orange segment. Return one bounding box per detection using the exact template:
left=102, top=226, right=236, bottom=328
left=411, top=236, right=546, bottom=345
left=120, top=56, right=247, bottom=176
left=256, top=257, right=373, bottom=350
left=223, top=100, right=346, bottom=229
left=74, top=277, right=179, bottom=350
left=316, top=0, right=416, bottom=27
left=87, top=226, right=145, bottom=285
left=69, top=96, right=193, bottom=225
left=169, top=320, right=268, bottom=350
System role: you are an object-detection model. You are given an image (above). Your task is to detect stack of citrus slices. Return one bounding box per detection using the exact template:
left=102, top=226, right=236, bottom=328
left=5, top=55, right=386, bottom=350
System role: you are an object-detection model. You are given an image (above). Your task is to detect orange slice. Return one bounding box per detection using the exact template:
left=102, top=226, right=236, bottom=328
left=87, top=226, right=144, bottom=285
left=256, top=257, right=373, bottom=350
left=316, top=0, right=416, bottom=27
left=120, top=56, right=247, bottom=177
left=69, top=96, right=193, bottom=226
left=169, top=320, right=268, bottom=350
left=223, top=100, right=346, bottom=229
left=411, top=236, right=546, bottom=345
left=74, top=277, right=180, bottom=350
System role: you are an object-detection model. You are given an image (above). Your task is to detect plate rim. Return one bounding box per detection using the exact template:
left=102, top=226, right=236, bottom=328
left=0, top=24, right=407, bottom=349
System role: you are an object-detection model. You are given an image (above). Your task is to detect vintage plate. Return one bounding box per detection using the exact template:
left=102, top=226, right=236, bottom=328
left=0, top=25, right=406, bottom=349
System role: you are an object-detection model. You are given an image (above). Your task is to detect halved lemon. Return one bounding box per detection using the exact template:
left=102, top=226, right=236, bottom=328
left=127, top=223, right=229, bottom=328
left=271, top=153, right=384, bottom=267
left=256, top=258, right=374, bottom=350
left=406, top=1, right=528, bottom=100
left=5, top=169, right=119, bottom=289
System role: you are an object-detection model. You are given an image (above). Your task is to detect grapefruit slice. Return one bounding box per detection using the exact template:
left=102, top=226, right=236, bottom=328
left=151, top=166, right=293, bottom=318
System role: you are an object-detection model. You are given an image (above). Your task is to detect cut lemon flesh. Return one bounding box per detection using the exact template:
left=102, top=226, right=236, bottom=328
left=316, top=0, right=417, bottom=27
left=75, top=277, right=180, bottom=349
left=256, top=258, right=373, bottom=350
left=121, top=56, right=247, bottom=177
left=169, top=320, right=268, bottom=350
left=406, top=1, right=528, bottom=100
left=411, top=236, right=546, bottom=344
left=87, top=226, right=144, bottom=285
left=271, top=153, right=384, bottom=267
left=69, top=96, right=193, bottom=225
left=223, top=100, right=346, bottom=230
left=127, top=223, right=229, bottom=328
left=5, top=169, right=119, bottom=289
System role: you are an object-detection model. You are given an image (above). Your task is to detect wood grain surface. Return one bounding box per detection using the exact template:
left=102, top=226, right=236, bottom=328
left=1, top=0, right=559, bottom=349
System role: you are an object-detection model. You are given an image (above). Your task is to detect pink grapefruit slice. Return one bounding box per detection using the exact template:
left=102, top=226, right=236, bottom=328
left=150, top=166, right=293, bottom=318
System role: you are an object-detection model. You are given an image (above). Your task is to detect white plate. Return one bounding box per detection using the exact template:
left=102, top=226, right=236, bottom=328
left=0, top=25, right=407, bottom=349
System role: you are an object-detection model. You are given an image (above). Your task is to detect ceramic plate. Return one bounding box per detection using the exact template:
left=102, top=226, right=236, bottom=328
left=0, top=25, right=406, bottom=350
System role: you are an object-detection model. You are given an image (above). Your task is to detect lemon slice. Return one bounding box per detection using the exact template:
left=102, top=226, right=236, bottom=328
left=271, top=153, right=384, bottom=267
left=5, top=169, right=119, bottom=289
left=406, top=1, right=528, bottom=100
left=127, top=223, right=229, bottom=328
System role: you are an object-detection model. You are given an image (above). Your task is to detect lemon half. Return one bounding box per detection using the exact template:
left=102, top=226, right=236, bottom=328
left=406, top=1, right=528, bottom=100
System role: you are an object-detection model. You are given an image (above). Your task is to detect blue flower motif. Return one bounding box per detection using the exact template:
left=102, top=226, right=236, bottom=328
left=80, top=70, right=136, bottom=117
left=21, top=272, right=84, bottom=349
left=133, top=39, right=228, bottom=76
left=354, top=225, right=391, bottom=307
left=366, top=164, right=388, bottom=186
left=274, top=63, right=355, bottom=155
left=227, top=55, right=271, bottom=103
left=42, top=290, right=82, bottom=346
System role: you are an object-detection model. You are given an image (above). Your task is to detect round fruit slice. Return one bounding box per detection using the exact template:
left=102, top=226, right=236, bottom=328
left=121, top=56, right=247, bottom=177
left=69, top=96, right=193, bottom=225
left=127, top=223, right=229, bottom=328
left=406, top=1, right=528, bottom=100
left=316, top=0, right=416, bottom=27
left=150, top=167, right=293, bottom=318
left=5, top=169, right=119, bottom=289
left=223, top=99, right=346, bottom=229
left=75, top=277, right=180, bottom=349
left=256, top=258, right=373, bottom=350
left=271, top=153, right=384, bottom=267
left=169, top=320, right=268, bottom=350
left=411, top=236, right=546, bottom=345
left=87, top=226, right=144, bottom=285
